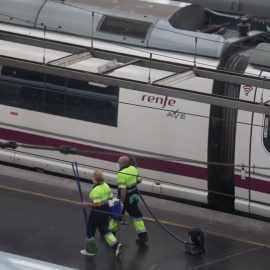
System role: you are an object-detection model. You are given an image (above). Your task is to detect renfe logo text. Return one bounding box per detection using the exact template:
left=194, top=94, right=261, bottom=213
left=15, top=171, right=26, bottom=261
left=142, top=95, right=176, bottom=108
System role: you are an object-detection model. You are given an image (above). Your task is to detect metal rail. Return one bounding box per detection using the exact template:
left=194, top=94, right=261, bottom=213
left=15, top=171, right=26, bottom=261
left=0, top=55, right=269, bottom=115
left=1, top=31, right=270, bottom=114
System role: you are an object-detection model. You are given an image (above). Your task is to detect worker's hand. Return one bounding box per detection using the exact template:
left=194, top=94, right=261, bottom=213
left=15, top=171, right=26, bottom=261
left=81, top=201, right=88, bottom=207
left=121, top=203, right=124, bottom=212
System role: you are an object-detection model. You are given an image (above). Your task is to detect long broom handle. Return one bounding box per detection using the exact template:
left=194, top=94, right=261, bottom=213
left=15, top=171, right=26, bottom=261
left=72, top=162, right=92, bottom=237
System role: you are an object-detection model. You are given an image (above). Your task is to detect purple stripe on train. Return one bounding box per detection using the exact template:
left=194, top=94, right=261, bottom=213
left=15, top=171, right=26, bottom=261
left=235, top=174, right=270, bottom=194
left=4, top=127, right=270, bottom=194
left=0, top=127, right=207, bottom=180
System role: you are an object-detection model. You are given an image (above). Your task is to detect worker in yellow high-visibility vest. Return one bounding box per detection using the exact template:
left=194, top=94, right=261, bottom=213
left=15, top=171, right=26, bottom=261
left=109, top=156, right=149, bottom=244
left=81, top=170, right=123, bottom=256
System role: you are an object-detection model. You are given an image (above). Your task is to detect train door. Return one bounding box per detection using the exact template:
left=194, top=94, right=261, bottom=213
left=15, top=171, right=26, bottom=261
left=250, top=70, right=270, bottom=218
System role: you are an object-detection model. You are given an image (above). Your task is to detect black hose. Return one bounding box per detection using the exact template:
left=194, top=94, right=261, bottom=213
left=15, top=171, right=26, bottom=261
left=137, top=189, right=186, bottom=244
left=130, top=157, right=186, bottom=244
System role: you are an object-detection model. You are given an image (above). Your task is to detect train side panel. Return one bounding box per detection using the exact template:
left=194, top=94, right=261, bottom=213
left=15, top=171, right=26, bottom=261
left=234, top=108, right=253, bottom=213
left=234, top=65, right=270, bottom=216
left=234, top=65, right=259, bottom=213
left=250, top=70, right=270, bottom=218
left=0, top=70, right=213, bottom=203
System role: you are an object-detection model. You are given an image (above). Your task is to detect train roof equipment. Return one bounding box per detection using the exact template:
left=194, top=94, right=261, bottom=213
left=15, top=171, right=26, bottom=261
left=0, top=0, right=268, bottom=58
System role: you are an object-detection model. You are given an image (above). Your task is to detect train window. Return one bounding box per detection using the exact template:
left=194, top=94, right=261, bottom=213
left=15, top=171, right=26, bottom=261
left=45, top=90, right=65, bottom=116
left=67, top=78, right=119, bottom=100
left=0, top=81, right=44, bottom=112
left=67, top=78, right=119, bottom=126
left=46, top=74, right=66, bottom=91
left=1, top=66, right=45, bottom=87
left=0, top=68, right=118, bottom=126
left=20, top=86, right=44, bottom=112
left=65, top=93, right=117, bottom=126
left=263, top=115, right=270, bottom=152
left=65, top=94, right=90, bottom=122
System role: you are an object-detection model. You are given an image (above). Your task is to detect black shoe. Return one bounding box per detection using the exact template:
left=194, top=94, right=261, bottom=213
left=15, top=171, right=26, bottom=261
left=136, top=238, right=149, bottom=245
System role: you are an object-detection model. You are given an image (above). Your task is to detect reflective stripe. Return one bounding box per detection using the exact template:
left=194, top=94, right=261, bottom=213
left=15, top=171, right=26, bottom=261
left=126, top=186, right=137, bottom=193
left=101, top=199, right=108, bottom=205
left=109, top=240, right=118, bottom=247
left=104, top=232, right=113, bottom=238
left=127, top=183, right=136, bottom=189
left=132, top=218, right=143, bottom=222
left=91, top=196, right=101, bottom=200
left=117, top=182, right=126, bottom=186
left=137, top=228, right=147, bottom=234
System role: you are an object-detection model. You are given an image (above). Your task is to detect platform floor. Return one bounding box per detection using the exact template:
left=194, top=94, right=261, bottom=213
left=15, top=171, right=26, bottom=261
left=1, top=164, right=270, bottom=270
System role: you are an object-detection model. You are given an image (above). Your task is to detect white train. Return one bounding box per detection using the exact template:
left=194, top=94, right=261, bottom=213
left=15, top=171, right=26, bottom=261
left=1, top=0, right=270, bottom=218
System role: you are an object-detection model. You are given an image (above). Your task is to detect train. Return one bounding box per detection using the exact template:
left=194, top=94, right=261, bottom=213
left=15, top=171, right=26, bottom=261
left=1, top=0, right=270, bottom=219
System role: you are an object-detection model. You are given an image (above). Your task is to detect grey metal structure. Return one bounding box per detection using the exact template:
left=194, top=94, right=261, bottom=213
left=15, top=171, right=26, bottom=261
left=0, top=0, right=251, bottom=58
left=0, top=30, right=270, bottom=115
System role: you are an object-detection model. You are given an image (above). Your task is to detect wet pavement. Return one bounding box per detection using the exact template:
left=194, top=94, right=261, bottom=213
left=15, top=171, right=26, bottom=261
left=0, top=164, right=270, bottom=270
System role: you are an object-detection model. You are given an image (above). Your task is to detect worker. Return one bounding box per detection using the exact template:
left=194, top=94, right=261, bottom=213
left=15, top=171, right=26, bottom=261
left=109, top=156, right=149, bottom=244
left=80, top=170, right=123, bottom=256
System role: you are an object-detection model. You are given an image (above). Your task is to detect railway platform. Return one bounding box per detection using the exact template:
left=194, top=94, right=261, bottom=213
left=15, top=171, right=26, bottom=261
left=0, top=164, right=270, bottom=270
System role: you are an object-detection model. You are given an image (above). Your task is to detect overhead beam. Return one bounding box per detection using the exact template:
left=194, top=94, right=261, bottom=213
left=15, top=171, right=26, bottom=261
left=154, top=70, right=195, bottom=85
left=49, top=51, right=92, bottom=67
left=91, top=50, right=188, bottom=73
left=0, top=31, right=188, bottom=73
left=194, top=67, right=270, bottom=90
left=2, top=30, right=270, bottom=90
left=0, top=56, right=269, bottom=115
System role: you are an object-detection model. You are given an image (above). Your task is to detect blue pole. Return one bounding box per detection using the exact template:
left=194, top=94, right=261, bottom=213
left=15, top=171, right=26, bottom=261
left=72, top=162, right=92, bottom=237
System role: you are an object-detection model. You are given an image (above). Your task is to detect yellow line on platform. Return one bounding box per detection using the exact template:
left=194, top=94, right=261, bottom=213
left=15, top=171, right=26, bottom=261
left=1, top=184, right=270, bottom=248
left=0, top=184, right=81, bottom=205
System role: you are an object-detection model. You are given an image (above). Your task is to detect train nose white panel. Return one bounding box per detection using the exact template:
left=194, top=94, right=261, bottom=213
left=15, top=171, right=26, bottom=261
left=250, top=202, right=270, bottom=219
left=139, top=181, right=207, bottom=203
left=235, top=198, right=250, bottom=213
left=0, top=149, right=15, bottom=163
